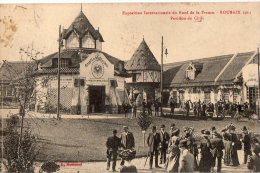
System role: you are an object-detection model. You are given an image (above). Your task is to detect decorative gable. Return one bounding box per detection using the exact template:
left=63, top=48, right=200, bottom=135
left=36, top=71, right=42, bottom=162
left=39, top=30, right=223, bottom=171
left=186, top=63, right=196, bottom=80
left=185, top=62, right=203, bottom=80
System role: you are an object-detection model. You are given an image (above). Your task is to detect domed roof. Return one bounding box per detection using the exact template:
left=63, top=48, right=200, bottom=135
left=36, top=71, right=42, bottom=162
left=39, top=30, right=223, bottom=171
left=125, top=39, right=160, bottom=71
left=62, top=11, right=104, bottom=42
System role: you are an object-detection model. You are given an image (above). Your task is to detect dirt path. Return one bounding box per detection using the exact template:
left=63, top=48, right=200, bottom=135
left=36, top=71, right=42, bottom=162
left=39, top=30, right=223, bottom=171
left=34, top=150, right=248, bottom=173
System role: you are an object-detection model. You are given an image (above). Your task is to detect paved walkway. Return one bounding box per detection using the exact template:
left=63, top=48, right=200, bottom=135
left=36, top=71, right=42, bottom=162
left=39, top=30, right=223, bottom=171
left=0, top=109, right=123, bottom=119
left=33, top=150, right=248, bottom=173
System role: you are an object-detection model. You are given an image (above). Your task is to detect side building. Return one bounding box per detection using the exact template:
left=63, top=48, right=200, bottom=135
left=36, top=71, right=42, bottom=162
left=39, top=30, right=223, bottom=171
left=163, top=51, right=259, bottom=108
left=125, top=39, right=161, bottom=106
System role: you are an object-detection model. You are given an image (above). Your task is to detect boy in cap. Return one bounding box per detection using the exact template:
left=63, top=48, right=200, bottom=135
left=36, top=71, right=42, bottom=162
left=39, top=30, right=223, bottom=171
left=106, top=129, right=121, bottom=171
left=241, top=126, right=252, bottom=164
left=147, top=126, right=161, bottom=169
left=159, top=124, right=170, bottom=164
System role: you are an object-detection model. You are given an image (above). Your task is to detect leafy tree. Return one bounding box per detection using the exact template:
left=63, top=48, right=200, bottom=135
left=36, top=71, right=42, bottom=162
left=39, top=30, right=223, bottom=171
left=1, top=45, right=44, bottom=172
left=137, top=111, right=152, bottom=147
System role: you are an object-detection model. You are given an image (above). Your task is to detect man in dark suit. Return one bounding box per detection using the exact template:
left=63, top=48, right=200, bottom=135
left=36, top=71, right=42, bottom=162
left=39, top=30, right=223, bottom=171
left=120, top=126, right=135, bottom=166
left=147, top=126, right=161, bottom=169
left=186, top=100, right=190, bottom=116
left=106, top=129, right=121, bottom=171
left=210, top=131, right=224, bottom=172
left=241, top=126, right=252, bottom=164
left=170, top=97, right=176, bottom=116
left=159, top=124, right=170, bottom=164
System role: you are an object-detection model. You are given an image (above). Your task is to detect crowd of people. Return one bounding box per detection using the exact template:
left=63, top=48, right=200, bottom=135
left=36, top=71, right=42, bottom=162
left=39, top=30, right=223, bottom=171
left=122, top=97, right=255, bottom=119
left=170, top=98, right=255, bottom=119
left=106, top=123, right=260, bottom=172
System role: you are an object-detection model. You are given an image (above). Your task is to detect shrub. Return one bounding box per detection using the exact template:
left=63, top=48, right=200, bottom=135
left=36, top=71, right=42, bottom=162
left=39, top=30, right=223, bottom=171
left=137, top=111, right=152, bottom=131
left=3, top=121, right=38, bottom=172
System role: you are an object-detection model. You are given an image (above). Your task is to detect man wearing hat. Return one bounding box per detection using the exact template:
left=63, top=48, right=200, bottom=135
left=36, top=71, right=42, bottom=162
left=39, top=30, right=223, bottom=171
left=147, top=126, right=161, bottom=169
left=211, top=126, right=222, bottom=139
left=247, top=145, right=260, bottom=172
left=159, top=124, right=170, bottom=164
left=120, top=126, right=135, bottom=166
left=241, top=126, right=252, bottom=164
left=106, top=129, right=121, bottom=171
left=169, top=123, right=177, bottom=137
left=210, top=130, right=224, bottom=172
left=179, top=139, right=194, bottom=172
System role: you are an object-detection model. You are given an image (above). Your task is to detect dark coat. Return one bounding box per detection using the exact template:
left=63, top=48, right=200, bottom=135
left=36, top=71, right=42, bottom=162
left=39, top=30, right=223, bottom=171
left=199, top=138, right=213, bottom=172
left=120, top=132, right=135, bottom=149
left=106, top=136, right=121, bottom=151
left=147, top=132, right=161, bottom=152
left=248, top=154, right=260, bottom=172
left=210, top=138, right=224, bottom=158
left=242, top=132, right=251, bottom=151
left=159, top=131, right=170, bottom=150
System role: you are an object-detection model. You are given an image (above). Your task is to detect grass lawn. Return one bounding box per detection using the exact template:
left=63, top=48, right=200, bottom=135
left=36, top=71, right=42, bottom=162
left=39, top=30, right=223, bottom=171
left=14, top=116, right=260, bottom=162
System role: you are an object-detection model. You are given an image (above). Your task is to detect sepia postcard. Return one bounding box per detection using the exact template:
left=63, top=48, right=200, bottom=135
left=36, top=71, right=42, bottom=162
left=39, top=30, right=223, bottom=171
left=0, top=2, right=260, bottom=173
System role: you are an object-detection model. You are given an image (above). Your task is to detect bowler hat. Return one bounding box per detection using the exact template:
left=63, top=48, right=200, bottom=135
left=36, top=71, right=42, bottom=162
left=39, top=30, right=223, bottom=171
left=204, top=130, right=211, bottom=136
left=161, top=124, right=165, bottom=128
left=241, top=126, right=248, bottom=131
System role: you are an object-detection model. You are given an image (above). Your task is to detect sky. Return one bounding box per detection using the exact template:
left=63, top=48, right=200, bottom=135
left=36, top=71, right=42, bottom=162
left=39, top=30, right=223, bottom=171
left=0, top=3, right=260, bottom=64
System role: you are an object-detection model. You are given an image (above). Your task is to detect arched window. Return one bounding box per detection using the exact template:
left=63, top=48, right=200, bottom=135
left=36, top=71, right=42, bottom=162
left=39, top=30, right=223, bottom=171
left=82, top=32, right=95, bottom=48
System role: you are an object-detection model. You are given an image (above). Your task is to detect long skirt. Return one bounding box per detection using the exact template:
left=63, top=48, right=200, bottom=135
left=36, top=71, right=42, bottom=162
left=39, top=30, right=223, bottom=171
left=165, top=147, right=180, bottom=173
left=224, top=140, right=240, bottom=166
left=199, top=154, right=213, bottom=172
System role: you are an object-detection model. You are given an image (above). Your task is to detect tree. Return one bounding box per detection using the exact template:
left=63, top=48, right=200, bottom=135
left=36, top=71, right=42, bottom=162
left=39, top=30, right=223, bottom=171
left=1, top=45, right=44, bottom=172
left=137, top=111, right=152, bottom=147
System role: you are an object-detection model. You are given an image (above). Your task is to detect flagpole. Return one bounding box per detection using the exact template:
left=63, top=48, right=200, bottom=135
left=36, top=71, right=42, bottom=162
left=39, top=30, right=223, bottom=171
left=160, top=36, right=163, bottom=116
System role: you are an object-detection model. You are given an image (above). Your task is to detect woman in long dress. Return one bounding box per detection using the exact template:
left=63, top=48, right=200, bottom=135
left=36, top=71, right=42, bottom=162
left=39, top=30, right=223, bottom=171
left=198, top=130, right=213, bottom=172
left=223, top=125, right=240, bottom=166
left=165, top=130, right=180, bottom=173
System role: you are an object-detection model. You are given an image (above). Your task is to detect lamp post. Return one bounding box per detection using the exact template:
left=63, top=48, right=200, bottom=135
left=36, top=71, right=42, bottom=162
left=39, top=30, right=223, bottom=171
left=160, top=36, right=168, bottom=116
left=160, top=36, right=163, bottom=116
left=57, top=25, right=63, bottom=120
left=257, top=47, right=260, bottom=119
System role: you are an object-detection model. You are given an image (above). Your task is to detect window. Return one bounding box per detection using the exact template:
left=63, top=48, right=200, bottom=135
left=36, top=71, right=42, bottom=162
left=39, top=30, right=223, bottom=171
left=74, top=79, right=85, bottom=87
left=186, top=66, right=195, bottom=80
left=60, top=59, right=70, bottom=68
left=82, top=32, right=95, bottom=48
left=3, top=86, right=14, bottom=97
left=52, top=59, right=58, bottom=67
left=66, top=32, right=79, bottom=48
left=247, top=87, right=258, bottom=100
left=110, top=80, right=118, bottom=87
left=132, top=74, right=137, bottom=82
